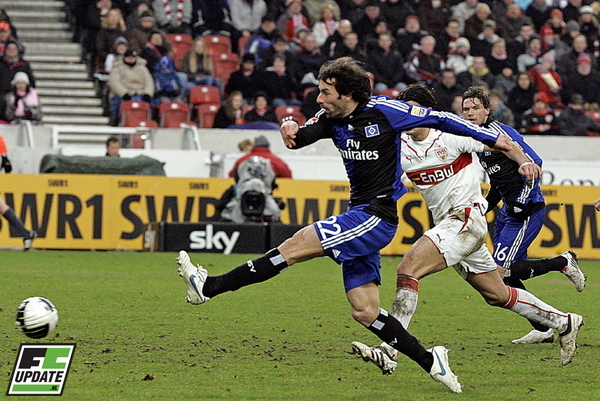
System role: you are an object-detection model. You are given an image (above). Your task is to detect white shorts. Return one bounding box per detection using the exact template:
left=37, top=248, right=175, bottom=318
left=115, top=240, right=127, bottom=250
left=424, top=205, right=497, bottom=279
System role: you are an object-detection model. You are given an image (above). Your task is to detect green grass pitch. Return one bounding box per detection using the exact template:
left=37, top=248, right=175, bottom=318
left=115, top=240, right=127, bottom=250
left=0, top=250, right=598, bottom=400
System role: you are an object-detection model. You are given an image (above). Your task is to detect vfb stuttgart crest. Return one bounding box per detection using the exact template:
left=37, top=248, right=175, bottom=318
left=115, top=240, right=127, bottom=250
left=435, top=147, right=448, bottom=162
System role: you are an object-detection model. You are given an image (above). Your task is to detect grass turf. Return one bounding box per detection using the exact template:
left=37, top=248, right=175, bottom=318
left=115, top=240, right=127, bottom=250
left=0, top=250, right=598, bottom=400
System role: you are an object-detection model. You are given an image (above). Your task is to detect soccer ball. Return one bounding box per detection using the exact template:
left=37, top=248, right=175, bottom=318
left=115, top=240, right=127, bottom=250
left=15, top=297, right=59, bottom=339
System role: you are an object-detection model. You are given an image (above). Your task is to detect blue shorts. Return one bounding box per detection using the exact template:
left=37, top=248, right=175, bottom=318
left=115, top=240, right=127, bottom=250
left=492, top=206, right=545, bottom=269
left=312, top=205, right=397, bottom=292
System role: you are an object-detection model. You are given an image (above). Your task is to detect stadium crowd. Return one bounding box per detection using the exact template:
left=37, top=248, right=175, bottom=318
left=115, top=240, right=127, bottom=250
left=4, top=0, right=600, bottom=133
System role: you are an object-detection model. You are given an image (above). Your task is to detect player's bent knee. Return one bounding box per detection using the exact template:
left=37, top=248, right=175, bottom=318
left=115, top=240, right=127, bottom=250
left=351, top=307, right=379, bottom=327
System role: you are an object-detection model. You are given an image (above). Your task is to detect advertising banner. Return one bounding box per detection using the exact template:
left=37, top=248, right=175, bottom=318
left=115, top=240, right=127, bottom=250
left=1, top=174, right=599, bottom=258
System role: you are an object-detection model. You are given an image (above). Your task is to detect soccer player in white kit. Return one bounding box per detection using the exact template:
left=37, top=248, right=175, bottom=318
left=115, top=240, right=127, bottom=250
left=352, top=85, right=584, bottom=377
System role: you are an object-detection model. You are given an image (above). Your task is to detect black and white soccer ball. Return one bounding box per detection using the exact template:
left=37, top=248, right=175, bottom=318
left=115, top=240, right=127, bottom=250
left=15, top=297, right=59, bottom=339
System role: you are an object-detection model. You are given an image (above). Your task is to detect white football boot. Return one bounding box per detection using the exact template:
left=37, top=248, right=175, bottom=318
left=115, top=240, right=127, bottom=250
left=559, top=313, right=584, bottom=366
left=177, top=250, right=210, bottom=305
left=511, top=328, right=554, bottom=344
left=428, top=346, right=462, bottom=393
left=560, top=251, right=586, bottom=292
left=351, top=341, right=398, bottom=375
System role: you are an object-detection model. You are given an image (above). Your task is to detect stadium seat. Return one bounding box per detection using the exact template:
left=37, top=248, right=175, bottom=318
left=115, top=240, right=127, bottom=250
left=379, top=88, right=402, bottom=99
left=213, top=54, right=239, bottom=88
left=203, top=35, right=231, bottom=56
left=167, top=33, right=193, bottom=70
left=586, top=110, right=600, bottom=136
left=119, top=100, right=151, bottom=127
left=131, top=120, right=158, bottom=148
left=158, top=101, right=193, bottom=128
left=195, top=103, right=219, bottom=128
left=189, top=85, right=221, bottom=106
left=275, top=105, right=305, bottom=125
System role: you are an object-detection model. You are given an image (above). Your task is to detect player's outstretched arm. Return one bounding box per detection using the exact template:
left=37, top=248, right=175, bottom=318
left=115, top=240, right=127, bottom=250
left=483, top=133, right=541, bottom=182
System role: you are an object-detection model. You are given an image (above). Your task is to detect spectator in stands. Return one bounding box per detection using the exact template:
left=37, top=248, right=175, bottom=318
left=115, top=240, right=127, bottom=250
left=0, top=8, right=18, bottom=40
left=498, top=3, right=533, bottom=42
left=304, top=0, right=340, bottom=26
left=516, top=36, right=542, bottom=72
left=417, top=0, right=452, bottom=40
left=506, top=71, right=536, bottom=128
left=485, top=38, right=516, bottom=76
left=312, top=3, right=339, bottom=47
left=321, top=18, right=352, bottom=58
left=554, top=20, right=581, bottom=61
left=105, top=136, right=121, bottom=156
left=492, top=65, right=516, bottom=97
left=79, top=0, right=114, bottom=64
left=508, top=22, right=539, bottom=57
left=353, top=0, right=383, bottom=42
left=528, top=51, right=562, bottom=107
left=331, top=31, right=366, bottom=62
left=125, top=1, right=153, bottom=30
left=294, top=33, right=327, bottom=91
left=262, top=54, right=301, bottom=108
left=526, top=0, right=551, bottom=31
left=300, top=86, right=319, bottom=119
left=191, top=0, right=235, bottom=38
left=230, top=0, right=267, bottom=39
left=433, top=69, right=464, bottom=113
left=452, top=0, right=478, bottom=34
left=96, top=8, right=127, bottom=69
left=104, top=36, right=129, bottom=73
left=0, top=20, right=20, bottom=55
left=178, top=37, right=221, bottom=98
left=456, top=55, right=494, bottom=89
left=577, top=5, right=598, bottom=49
left=339, top=0, right=368, bottom=27
left=470, top=19, right=499, bottom=57
left=556, top=33, right=593, bottom=77
left=225, top=53, right=261, bottom=103
left=519, top=91, right=558, bottom=135
left=381, top=0, right=414, bottom=35
left=238, top=138, right=254, bottom=152
left=213, top=90, right=244, bottom=128
left=229, top=134, right=292, bottom=179
left=446, top=37, right=473, bottom=75
left=243, top=91, right=278, bottom=123
left=368, top=33, right=406, bottom=94
left=561, top=0, right=582, bottom=24
left=488, top=88, right=514, bottom=126
left=140, top=30, right=170, bottom=73
left=396, top=15, right=427, bottom=59
left=405, top=35, right=445, bottom=85
left=127, top=10, right=157, bottom=54
left=259, top=35, right=296, bottom=73
left=246, top=16, right=281, bottom=67
left=278, top=0, right=309, bottom=42
left=108, top=48, right=154, bottom=126
left=561, top=52, right=600, bottom=105
left=463, top=2, right=494, bottom=42
left=4, top=72, right=42, bottom=125
left=0, top=41, right=35, bottom=122
left=152, top=0, right=192, bottom=35
left=540, top=9, right=566, bottom=51
left=556, top=93, right=600, bottom=136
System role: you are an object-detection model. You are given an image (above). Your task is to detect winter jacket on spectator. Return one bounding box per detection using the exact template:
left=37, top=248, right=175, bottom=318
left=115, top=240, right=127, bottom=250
left=556, top=104, right=600, bottom=136
left=230, top=0, right=267, bottom=33
left=108, top=56, right=154, bottom=98
left=191, top=0, right=235, bottom=37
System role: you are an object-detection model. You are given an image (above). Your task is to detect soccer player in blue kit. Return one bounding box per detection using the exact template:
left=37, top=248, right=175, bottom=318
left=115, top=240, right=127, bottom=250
left=461, top=87, right=586, bottom=344
left=176, top=58, right=513, bottom=393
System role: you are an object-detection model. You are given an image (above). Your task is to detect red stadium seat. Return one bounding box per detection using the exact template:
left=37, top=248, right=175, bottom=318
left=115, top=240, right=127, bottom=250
left=158, top=101, right=192, bottom=128
left=586, top=110, right=600, bottom=136
left=203, top=35, right=231, bottom=56
left=195, top=103, right=219, bottom=128
left=189, top=85, right=221, bottom=106
left=275, top=105, right=305, bottom=125
left=131, top=120, right=158, bottom=148
left=379, top=88, right=402, bottom=99
left=119, top=100, right=151, bottom=127
left=167, top=33, right=193, bottom=70
left=213, top=54, right=239, bottom=88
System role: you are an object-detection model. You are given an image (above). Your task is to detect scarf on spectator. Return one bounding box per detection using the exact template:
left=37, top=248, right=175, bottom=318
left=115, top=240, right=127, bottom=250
left=163, top=0, right=184, bottom=24
left=324, top=19, right=337, bottom=37
left=11, top=89, right=39, bottom=117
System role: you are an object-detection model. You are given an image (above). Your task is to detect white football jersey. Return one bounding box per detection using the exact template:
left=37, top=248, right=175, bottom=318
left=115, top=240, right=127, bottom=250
left=401, top=129, right=487, bottom=224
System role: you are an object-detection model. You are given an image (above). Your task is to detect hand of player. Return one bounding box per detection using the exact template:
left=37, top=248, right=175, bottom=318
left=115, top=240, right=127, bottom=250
left=280, top=120, right=299, bottom=148
left=518, top=162, right=542, bottom=182
left=595, top=198, right=600, bottom=212
left=492, top=133, right=512, bottom=152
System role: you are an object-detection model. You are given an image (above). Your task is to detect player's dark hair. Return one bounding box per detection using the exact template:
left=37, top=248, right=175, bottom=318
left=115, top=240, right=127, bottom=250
left=461, top=86, right=494, bottom=125
left=396, top=84, right=437, bottom=109
left=106, top=136, right=119, bottom=146
left=318, top=57, right=372, bottom=104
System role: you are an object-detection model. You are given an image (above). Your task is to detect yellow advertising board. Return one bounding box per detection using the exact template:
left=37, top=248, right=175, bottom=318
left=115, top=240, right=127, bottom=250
left=1, top=174, right=599, bottom=258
